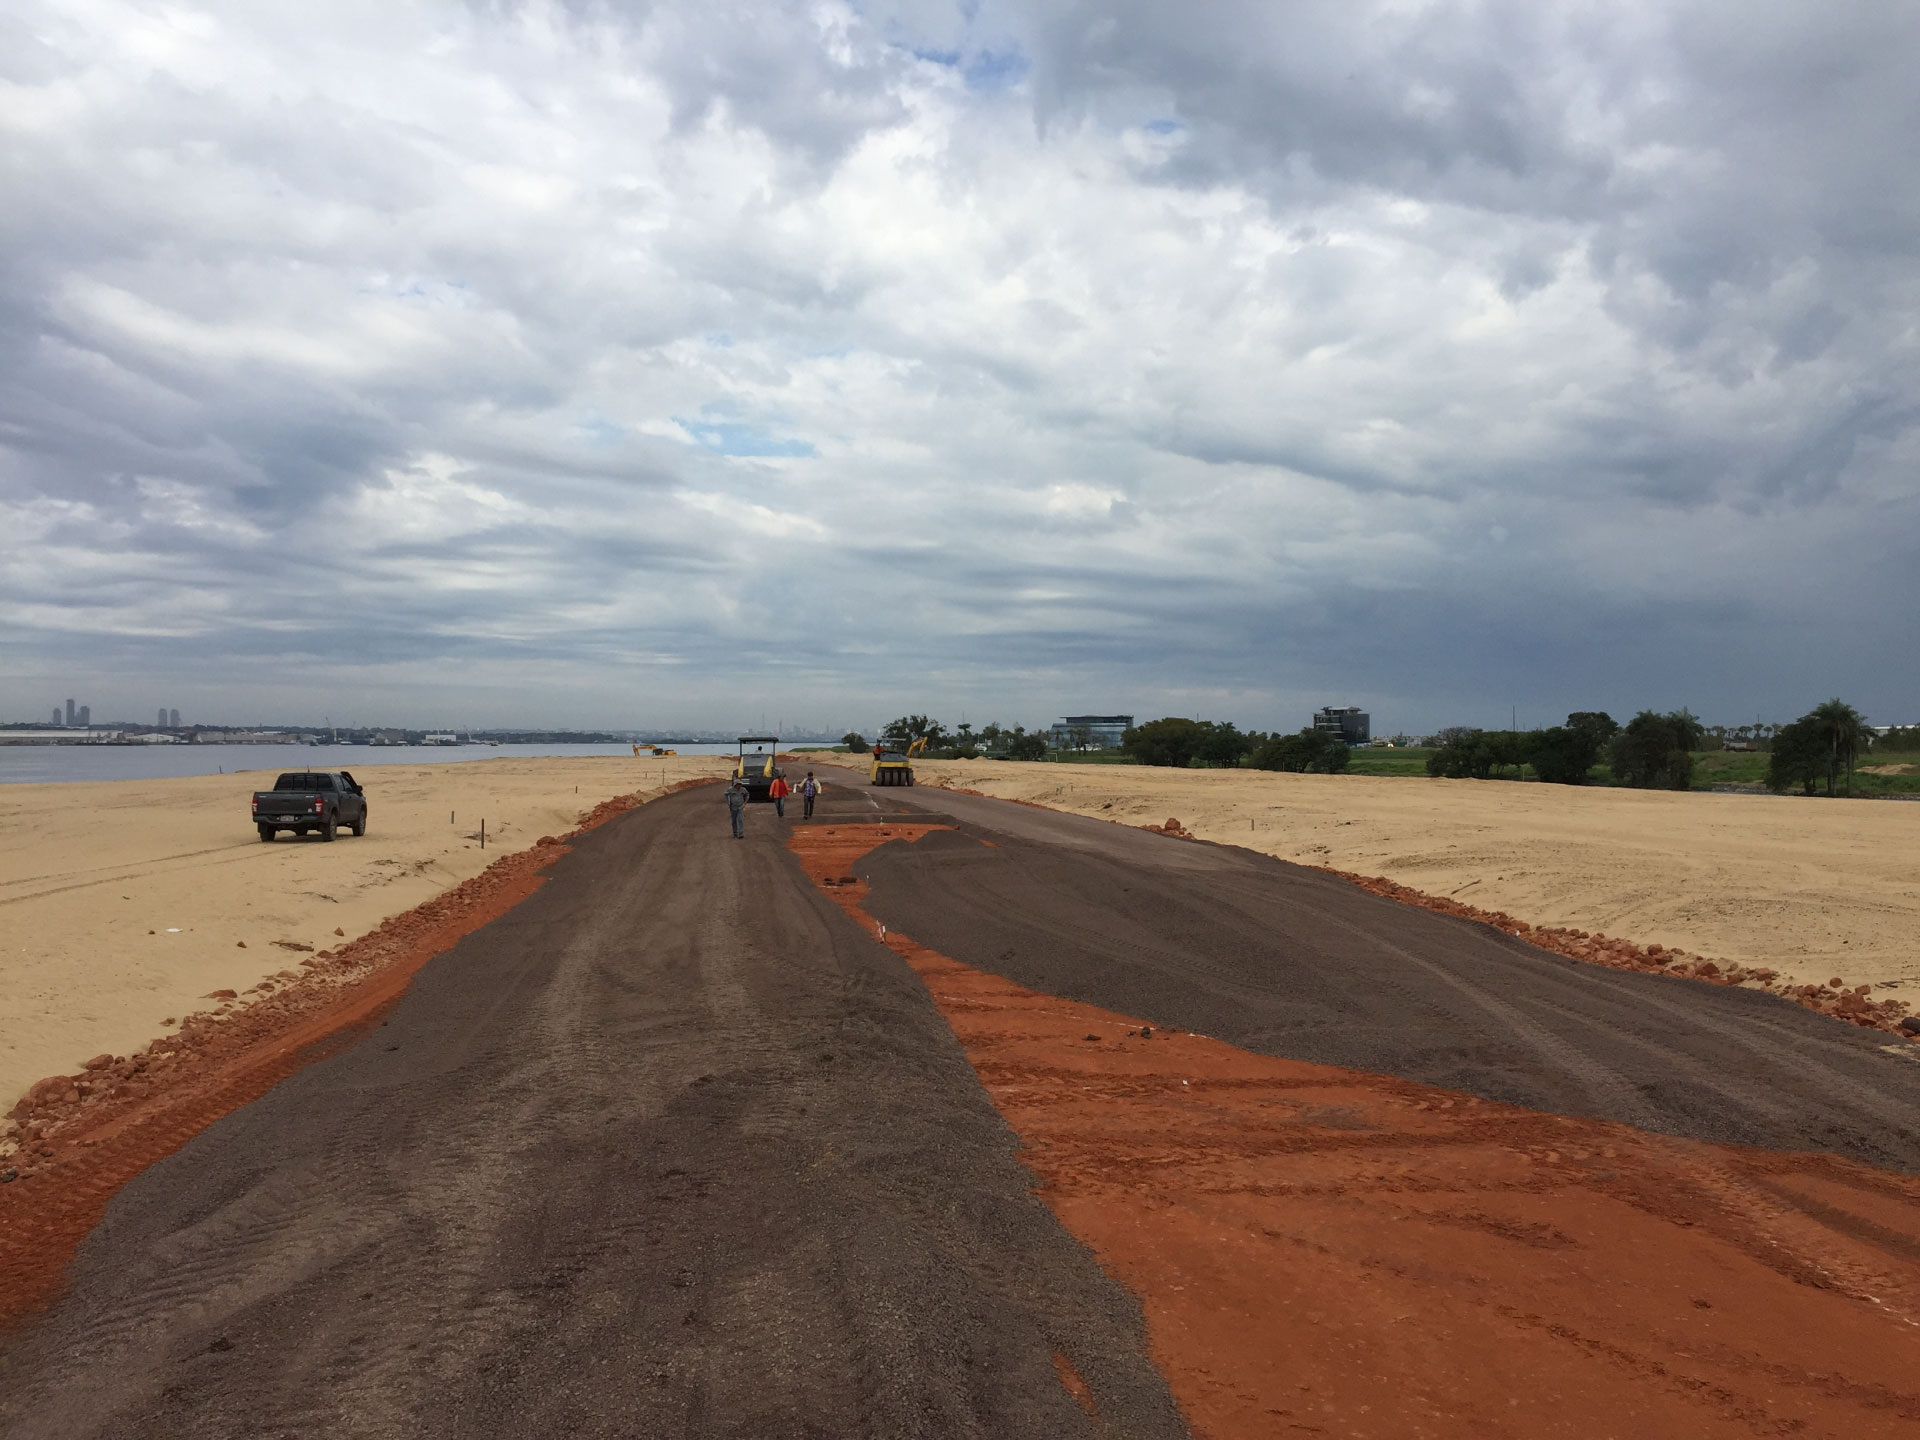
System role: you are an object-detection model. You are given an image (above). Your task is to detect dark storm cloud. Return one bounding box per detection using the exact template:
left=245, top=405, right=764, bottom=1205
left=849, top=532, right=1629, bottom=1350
left=2, top=1, right=1916, bottom=732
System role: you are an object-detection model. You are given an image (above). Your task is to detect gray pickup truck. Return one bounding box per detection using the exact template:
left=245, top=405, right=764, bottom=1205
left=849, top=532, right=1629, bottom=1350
left=251, top=771, right=369, bottom=842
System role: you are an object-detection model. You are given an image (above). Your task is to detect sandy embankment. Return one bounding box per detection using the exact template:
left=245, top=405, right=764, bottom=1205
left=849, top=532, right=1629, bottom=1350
left=909, top=760, right=1920, bottom=994
left=0, top=754, right=730, bottom=1112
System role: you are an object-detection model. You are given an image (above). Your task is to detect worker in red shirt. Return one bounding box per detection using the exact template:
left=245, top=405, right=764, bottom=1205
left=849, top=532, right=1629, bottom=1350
left=768, top=772, right=793, bottom=819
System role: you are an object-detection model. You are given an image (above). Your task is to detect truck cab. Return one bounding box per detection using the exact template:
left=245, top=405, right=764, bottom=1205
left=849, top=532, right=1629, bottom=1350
left=252, top=771, right=368, bottom=842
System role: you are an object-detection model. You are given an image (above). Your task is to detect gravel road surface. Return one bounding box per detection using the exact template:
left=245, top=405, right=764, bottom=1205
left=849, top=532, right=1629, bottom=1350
left=854, top=777, right=1920, bottom=1172
left=0, top=784, right=1185, bottom=1440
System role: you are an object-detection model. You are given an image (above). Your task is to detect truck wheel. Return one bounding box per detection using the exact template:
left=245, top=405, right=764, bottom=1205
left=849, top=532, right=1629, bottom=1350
left=352, top=809, right=366, bottom=837
left=258, top=825, right=274, bottom=842
left=322, top=816, right=338, bottom=842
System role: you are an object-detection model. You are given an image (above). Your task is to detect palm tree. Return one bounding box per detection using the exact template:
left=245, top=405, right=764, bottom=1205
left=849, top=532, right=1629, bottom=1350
left=1807, top=698, right=1869, bottom=796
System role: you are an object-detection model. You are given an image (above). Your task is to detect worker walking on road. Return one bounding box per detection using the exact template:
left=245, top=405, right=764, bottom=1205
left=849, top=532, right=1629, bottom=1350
left=800, top=771, right=819, bottom=819
left=724, top=776, right=748, bottom=839
left=768, top=772, right=792, bottom=819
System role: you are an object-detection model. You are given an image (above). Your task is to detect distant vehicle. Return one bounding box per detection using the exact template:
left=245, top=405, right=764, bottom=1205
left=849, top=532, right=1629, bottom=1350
left=871, top=736, right=927, bottom=787
left=632, top=743, right=678, bottom=757
left=735, top=735, right=782, bottom=802
left=251, top=771, right=368, bottom=842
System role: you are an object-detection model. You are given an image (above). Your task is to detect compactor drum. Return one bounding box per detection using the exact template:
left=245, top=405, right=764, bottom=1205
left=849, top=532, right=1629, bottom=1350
left=735, top=734, right=782, bottom=802
left=869, top=735, right=926, bottom=786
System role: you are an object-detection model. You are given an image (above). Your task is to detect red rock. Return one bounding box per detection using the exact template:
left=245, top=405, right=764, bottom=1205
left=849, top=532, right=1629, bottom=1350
left=83, top=1054, right=114, bottom=1071
left=1829, top=977, right=1845, bottom=988
left=236, top=940, right=247, bottom=949
left=334, top=927, right=345, bottom=936
left=1696, top=961, right=1720, bottom=978
left=204, top=989, right=238, bottom=1000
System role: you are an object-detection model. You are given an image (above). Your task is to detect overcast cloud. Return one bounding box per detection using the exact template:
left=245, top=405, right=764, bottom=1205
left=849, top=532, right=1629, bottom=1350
left=4, top=0, right=1917, bottom=734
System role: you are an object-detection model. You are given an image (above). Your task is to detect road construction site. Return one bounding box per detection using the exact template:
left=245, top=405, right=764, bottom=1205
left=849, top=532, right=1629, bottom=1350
left=3, top=764, right=1918, bottom=1437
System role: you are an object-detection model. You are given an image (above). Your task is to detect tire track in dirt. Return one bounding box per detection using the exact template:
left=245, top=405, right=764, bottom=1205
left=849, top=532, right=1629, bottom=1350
left=0, top=783, right=712, bottom=1329
left=1, top=788, right=1189, bottom=1439
left=792, top=823, right=1920, bottom=1439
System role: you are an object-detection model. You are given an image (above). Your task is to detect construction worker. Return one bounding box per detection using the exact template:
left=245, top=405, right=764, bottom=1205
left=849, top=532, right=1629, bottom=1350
left=724, top=776, right=748, bottom=839
left=768, top=771, right=792, bottom=819
left=800, top=771, right=820, bottom=819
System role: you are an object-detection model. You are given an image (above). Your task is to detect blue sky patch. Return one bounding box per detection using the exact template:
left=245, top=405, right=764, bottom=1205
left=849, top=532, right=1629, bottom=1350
left=676, top=419, right=816, bottom=458
left=963, top=48, right=1028, bottom=91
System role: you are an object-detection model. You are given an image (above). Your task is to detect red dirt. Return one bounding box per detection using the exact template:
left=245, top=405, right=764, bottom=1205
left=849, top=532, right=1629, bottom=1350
left=0, top=778, right=716, bottom=1328
left=792, top=825, right=1920, bottom=1440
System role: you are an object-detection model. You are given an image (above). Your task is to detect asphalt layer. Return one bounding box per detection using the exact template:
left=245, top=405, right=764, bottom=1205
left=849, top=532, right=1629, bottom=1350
left=0, top=784, right=1185, bottom=1440
left=855, top=778, right=1920, bottom=1173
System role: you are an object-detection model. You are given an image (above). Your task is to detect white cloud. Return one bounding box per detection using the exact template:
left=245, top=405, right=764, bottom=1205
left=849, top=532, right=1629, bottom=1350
left=2, top=0, right=1916, bottom=732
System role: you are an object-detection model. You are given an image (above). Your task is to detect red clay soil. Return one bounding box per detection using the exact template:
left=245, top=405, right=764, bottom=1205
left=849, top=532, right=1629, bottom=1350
left=792, top=824, right=1920, bottom=1440
left=0, top=779, right=715, bottom=1328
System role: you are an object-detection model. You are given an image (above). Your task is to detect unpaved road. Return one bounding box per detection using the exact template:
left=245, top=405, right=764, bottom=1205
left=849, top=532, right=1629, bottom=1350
left=6, top=773, right=1920, bottom=1438
left=0, top=784, right=1184, bottom=1439
left=853, top=777, right=1920, bottom=1171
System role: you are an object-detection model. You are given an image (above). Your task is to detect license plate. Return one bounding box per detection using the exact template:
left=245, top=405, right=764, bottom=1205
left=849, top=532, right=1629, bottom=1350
left=274, top=815, right=300, bottom=823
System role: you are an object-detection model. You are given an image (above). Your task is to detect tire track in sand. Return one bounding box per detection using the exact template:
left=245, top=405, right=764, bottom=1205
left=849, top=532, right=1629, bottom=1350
left=791, top=823, right=1920, bottom=1440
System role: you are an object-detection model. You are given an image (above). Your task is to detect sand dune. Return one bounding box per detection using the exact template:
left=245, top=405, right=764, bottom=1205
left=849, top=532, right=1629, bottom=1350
left=911, top=759, right=1920, bottom=995
left=0, top=754, right=730, bottom=1111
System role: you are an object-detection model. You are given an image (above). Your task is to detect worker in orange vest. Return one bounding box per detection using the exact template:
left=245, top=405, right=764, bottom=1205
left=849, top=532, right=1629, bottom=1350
left=768, top=772, right=792, bottom=819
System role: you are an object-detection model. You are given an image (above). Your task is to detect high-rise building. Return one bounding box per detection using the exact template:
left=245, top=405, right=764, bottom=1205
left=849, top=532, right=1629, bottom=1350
left=159, top=707, right=169, bottom=727
left=65, top=698, right=75, bottom=726
left=77, top=705, right=90, bottom=728
left=1047, top=715, right=1134, bottom=750
left=170, top=708, right=181, bottom=728
left=1312, top=706, right=1371, bottom=746
left=52, top=706, right=62, bottom=726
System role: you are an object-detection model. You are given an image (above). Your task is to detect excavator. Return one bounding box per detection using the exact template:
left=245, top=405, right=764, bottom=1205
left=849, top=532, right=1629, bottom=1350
left=870, top=735, right=927, bottom=787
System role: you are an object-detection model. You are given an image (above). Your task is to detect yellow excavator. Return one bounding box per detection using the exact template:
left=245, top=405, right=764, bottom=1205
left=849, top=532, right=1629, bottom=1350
left=632, top=743, right=677, bottom=757
left=870, top=735, right=927, bottom=787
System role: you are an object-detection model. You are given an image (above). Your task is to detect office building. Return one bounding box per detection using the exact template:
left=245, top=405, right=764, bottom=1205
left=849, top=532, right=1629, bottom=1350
left=1048, top=714, right=1134, bottom=750
left=170, top=709, right=181, bottom=729
left=65, top=699, right=75, bottom=727
left=77, top=705, right=90, bottom=728
left=52, top=706, right=62, bottom=727
left=1313, top=706, right=1370, bottom=745
left=159, top=707, right=169, bottom=727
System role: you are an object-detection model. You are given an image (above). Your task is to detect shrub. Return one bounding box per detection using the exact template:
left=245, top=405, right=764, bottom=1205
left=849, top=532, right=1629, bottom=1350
left=1251, top=728, right=1350, bottom=774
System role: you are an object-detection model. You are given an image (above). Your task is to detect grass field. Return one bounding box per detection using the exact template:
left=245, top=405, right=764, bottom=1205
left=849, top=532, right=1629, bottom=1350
left=1344, top=747, right=1436, bottom=777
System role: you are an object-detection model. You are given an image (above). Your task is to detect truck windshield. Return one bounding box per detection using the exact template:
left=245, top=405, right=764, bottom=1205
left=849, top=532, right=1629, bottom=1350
left=272, top=774, right=332, bottom=791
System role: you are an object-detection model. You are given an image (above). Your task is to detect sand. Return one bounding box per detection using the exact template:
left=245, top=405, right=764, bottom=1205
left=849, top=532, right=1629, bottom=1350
left=908, top=760, right=1920, bottom=994
left=0, top=754, right=730, bottom=1112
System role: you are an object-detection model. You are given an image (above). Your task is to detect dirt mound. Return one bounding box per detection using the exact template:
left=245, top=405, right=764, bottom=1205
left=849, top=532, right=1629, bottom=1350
left=1322, top=865, right=1915, bottom=1037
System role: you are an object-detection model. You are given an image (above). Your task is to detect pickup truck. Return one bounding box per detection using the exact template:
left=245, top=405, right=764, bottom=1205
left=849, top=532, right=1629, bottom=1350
left=251, top=771, right=368, bottom=842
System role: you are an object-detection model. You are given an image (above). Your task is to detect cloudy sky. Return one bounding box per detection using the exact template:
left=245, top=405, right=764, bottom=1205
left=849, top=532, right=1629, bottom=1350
left=4, top=1, right=1917, bottom=735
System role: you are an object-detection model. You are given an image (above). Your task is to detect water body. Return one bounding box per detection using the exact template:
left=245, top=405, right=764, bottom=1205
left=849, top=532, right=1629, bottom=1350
left=0, top=742, right=766, bottom=785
